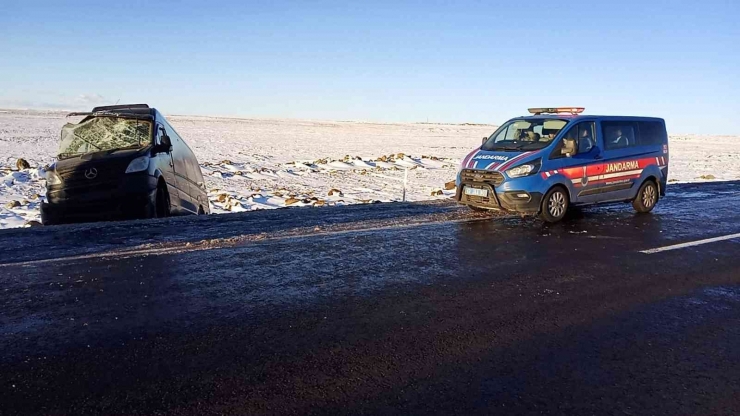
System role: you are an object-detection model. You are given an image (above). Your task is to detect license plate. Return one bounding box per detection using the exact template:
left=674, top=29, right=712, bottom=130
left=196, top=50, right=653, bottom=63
left=464, top=187, right=488, bottom=197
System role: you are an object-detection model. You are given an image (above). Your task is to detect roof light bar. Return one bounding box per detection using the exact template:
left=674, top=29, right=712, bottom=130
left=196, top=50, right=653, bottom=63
left=527, top=107, right=585, bottom=115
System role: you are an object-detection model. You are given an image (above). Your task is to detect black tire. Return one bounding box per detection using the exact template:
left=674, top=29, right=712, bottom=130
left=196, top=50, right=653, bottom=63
left=155, top=184, right=171, bottom=218
left=40, top=203, right=60, bottom=225
left=633, top=180, right=659, bottom=213
left=540, top=186, right=569, bottom=223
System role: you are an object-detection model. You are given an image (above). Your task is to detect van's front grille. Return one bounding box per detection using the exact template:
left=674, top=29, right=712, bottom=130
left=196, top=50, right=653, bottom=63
left=460, top=169, right=505, bottom=186
left=61, top=180, right=120, bottom=197
left=463, top=194, right=494, bottom=206
left=57, top=160, right=130, bottom=187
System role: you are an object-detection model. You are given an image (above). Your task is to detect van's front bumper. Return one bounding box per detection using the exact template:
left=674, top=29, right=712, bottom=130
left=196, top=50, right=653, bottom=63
left=456, top=185, right=543, bottom=214
left=455, top=169, right=543, bottom=214
left=41, top=174, right=158, bottom=225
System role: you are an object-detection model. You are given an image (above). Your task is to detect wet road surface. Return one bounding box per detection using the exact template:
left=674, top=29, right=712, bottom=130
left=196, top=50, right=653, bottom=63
left=1, top=181, right=740, bottom=415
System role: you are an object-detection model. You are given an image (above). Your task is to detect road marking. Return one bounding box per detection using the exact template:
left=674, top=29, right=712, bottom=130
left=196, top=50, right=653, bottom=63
left=641, top=233, right=740, bottom=254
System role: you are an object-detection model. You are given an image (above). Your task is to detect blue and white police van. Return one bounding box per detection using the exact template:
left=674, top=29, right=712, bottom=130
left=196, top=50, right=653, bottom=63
left=455, top=107, right=669, bottom=222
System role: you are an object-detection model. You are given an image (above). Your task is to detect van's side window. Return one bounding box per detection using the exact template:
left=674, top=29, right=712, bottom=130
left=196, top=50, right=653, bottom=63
left=576, top=122, right=595, bottom=154
left=637, top=121, right=666, bottom=146
left=163, top=124, right=177, bottom=143
left=550, top=122, right=595, bottom=159
left=156, top=125, right=167, bottom=144
left=602, top=121, right=640, bottom=150
left=162, top=119, right=183, bottom=145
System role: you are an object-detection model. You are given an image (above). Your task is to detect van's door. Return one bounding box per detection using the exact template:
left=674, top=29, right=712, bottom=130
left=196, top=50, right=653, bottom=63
left=184, top=151, right=207, bottom=213
left=154, top=124, right=182, bottom=210
left=554, top=121, right=605, bottom=204
left=599, top=120, right=646, bottom=201
left=170, top=135, right=198, bottom=214
left=160, top=121, right=197, bottom=214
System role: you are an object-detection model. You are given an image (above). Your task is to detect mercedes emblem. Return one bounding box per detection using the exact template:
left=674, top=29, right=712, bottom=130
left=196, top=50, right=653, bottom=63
left=84, top=168, right=98, bottom=179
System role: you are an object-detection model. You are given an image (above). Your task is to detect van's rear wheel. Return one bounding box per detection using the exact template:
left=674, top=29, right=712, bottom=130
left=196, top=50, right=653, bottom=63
left=540, top=186, right=569, bottom=223
left=633, top=180, right=658, bottom=213
left=155, top=185, right=171, bottom=218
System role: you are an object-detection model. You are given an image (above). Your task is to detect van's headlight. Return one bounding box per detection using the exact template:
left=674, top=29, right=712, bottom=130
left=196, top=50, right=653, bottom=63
left=46, top=171, right=62, bottom=186
left=125, top=156, right=150, bottom=173
left=506, top=159, right=541, bottom=178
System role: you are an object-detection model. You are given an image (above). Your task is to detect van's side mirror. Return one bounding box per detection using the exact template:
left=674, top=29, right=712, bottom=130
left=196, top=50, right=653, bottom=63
left=154, top=135, right=172, bottom=154
left=482, top=136, right=488, bottom=144
left=561, top=138, right=577, bottom=157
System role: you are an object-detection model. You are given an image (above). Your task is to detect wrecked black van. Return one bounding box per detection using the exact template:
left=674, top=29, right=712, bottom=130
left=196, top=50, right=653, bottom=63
left=41, top=104, right=210, bottom=225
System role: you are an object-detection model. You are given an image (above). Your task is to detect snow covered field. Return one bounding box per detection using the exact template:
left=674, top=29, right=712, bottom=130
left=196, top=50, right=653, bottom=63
left=1, top=109, right=739, bottom=229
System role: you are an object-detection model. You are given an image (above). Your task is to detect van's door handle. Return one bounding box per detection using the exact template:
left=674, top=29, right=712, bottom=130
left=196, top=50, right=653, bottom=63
left=595, top=154, right=603, bottom=160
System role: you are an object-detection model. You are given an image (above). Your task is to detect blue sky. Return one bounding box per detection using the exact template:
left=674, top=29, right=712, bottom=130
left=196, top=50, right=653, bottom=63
left=1, top=0, right=738, bottom=133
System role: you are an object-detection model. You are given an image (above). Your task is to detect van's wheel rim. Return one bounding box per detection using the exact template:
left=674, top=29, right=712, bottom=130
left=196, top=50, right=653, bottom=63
left=642, top=184, right=657, bottom=208
left=548, top=191, right=566, bottom=218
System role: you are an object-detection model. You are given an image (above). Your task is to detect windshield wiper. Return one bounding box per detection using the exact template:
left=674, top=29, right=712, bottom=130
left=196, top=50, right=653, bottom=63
left=103, top=144, right=142, bottom=155
left=518, top=142, right=546, bottom=150
left=57, top=152, right=83, bottom=159
left=495, top=144, right=527, bottom=151
left=486, top=140, right=538, bottom=152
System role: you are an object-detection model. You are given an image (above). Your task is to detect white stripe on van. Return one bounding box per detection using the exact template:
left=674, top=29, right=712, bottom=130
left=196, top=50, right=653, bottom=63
left=494, top=152, right=532, bottom=172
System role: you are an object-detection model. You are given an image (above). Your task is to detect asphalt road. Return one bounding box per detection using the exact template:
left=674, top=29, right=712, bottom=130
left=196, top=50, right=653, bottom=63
left=2, top=181, right=740, bottom=415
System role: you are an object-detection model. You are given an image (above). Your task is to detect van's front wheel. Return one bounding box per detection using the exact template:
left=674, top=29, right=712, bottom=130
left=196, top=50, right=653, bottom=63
left=633, top=180, right=658, bottom=213
left=155, top=185, right=171, bottom=218
left=540, top=186, right=569, bottom=223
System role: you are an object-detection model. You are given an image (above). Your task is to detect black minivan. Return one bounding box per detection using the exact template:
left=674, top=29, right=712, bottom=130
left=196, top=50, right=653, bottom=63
left=41, top=104, right=210, bottom=225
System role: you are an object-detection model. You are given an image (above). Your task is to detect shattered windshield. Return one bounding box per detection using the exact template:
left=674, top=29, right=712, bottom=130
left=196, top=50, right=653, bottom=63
left=58, top=117, right=152, bottom=159
left=482, top=119, right=568, bottom=151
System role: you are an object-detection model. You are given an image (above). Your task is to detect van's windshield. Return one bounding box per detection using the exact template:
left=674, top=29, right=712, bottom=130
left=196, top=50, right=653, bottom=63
left=482, top=118, right=569, bottom=152
left=58, top=117, right=152, bottom=159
